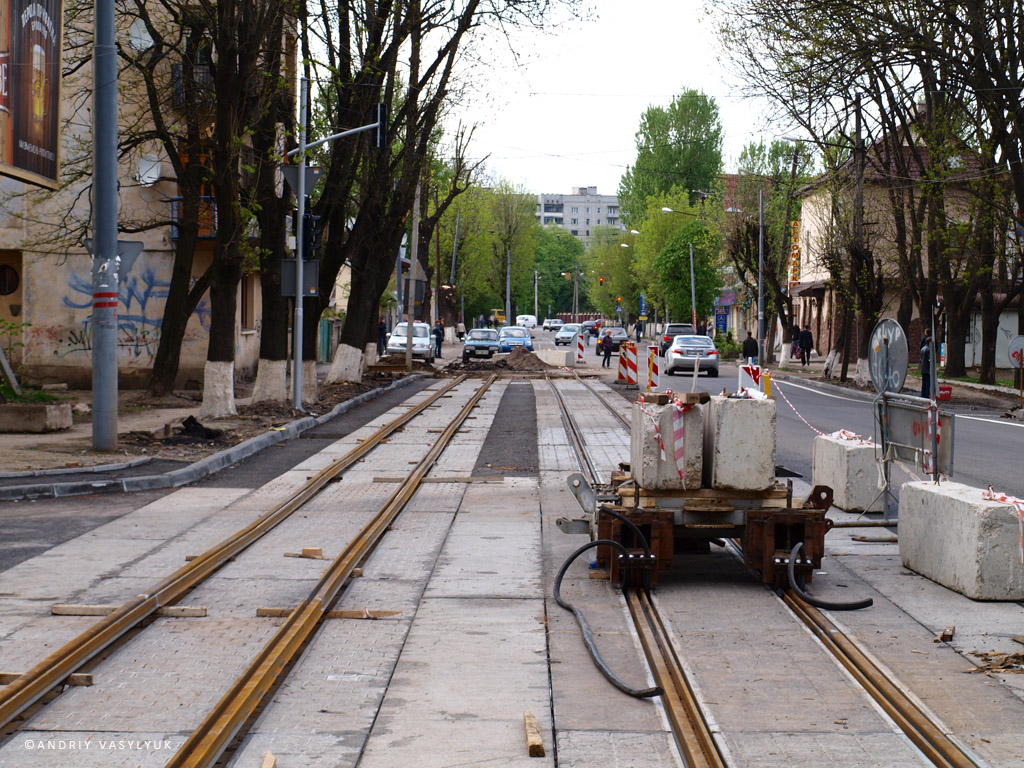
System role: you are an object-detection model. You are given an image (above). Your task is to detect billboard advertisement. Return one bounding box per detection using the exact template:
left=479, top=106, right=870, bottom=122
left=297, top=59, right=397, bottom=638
left=0, top=0, right=62, bottom=189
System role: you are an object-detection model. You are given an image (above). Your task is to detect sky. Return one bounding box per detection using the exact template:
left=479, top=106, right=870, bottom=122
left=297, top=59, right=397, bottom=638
left=453, top=0, right=775, bottom=197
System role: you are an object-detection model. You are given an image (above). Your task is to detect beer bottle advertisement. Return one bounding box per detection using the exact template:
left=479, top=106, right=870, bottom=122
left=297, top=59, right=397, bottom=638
left=7, top=0, right=61, bottom=187
left=0, top=0, right=11, bottom=166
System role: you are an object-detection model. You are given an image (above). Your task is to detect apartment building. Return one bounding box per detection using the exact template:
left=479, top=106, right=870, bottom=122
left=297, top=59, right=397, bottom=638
left=536, top=186, right=626, bottom=247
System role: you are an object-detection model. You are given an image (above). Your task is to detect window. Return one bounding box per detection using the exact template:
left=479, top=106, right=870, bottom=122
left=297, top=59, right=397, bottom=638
left=571, top=207, right=578, bottom=213
left=570, top=218, right=578, bottom=225
left=585, top=218, right=590, bottom=225
left=240, top=273, right=256, bottom=330
left=585, top=207, right=589, bottom=213
left=0, top=265, right=18, bottom=295
left=596, top=207, right=601, bottom=213
left=571, top=230, right=578, bottom=236
left=596, top=219, right=601, bottom=225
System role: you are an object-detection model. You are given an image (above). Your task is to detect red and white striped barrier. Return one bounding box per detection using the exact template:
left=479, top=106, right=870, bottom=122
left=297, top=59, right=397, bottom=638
left=618, top=342, right=638, bottom=385
left=575, top=333, right=585, bottom=365
left=647, top=345, right=660, bottom=392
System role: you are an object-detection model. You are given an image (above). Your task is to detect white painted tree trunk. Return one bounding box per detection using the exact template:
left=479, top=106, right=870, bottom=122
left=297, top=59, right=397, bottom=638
left=853, top=357, right=871, bottom=387
left=362, top=343, right=377, bottom=370
left=199, top=360, right=237, bottom=420
left=301, top=360, right=318, bottom=404
left=823, top=349, right=839, bottom=379
left=251, top=359, right=288, bottom=403
left=326, top=343, right=365, bottom=384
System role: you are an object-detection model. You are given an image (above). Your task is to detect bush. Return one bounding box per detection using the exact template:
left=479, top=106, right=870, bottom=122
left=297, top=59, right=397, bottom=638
left=716, top=330, right=741, bottom=360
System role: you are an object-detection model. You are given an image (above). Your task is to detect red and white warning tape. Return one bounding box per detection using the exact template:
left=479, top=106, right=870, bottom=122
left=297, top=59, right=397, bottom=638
left=771, top=379, right=827, bottom=436
left=981, top=485, right=1024, bottom=564
left=637, top=394, right=691, bottom=480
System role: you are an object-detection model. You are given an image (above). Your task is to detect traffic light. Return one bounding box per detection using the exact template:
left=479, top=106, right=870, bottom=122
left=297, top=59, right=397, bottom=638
left=616, top=296, right=621, bottom=303
left=303, top=212, right=322, bottom=260
left=599, top=276, right=604, bottom=286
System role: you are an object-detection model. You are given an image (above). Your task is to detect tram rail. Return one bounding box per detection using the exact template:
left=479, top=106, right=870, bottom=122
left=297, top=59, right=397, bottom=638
left=554, top=374, right=981, bottom=768
left=0, top=375, right=473, bottom=735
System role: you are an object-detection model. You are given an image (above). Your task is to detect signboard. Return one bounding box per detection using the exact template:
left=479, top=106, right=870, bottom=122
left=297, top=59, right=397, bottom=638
left=714, top=306, right=727, bottom=332
left=639, top=293, right=647, bottom=317
left=0, top=0, right=62, bottom=189
left=875, top=397, right=954, bottom=476
left=1009, top=335, right=1024, bottom=368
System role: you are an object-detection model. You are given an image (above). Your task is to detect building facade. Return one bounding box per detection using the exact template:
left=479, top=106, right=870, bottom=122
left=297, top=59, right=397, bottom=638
left=535, top=187, right=625, bottom=247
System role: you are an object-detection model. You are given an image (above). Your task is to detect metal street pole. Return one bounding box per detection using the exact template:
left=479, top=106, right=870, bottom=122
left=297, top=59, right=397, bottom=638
left=758, top=189, right=765, bottom=367
left=534, top=269, right=538, bottom=319
left=292, top=77, right=309, bottom=409
left=91, top=0, right=119, bottom=450
left=688, top=243, right=697, bottom=330
left=407, top=181, right=421, bottom=369
left=505, top=249, right=511, bottom=326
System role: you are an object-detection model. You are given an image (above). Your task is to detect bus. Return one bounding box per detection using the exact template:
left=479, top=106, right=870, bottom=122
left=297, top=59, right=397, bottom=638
left=491, top=308, right=506, bottom=326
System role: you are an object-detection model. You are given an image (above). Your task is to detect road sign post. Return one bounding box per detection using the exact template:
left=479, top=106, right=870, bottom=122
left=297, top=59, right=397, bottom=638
left=1009, top=335, right=1024, bottom=410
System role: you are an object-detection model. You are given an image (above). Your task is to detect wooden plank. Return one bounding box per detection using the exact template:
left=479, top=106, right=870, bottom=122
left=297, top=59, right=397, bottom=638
left=261, top=751, right=277, bottom=768
left=284, top=549, right=329, bottom=560
left=523, top=710, right=545, bottom=757
left=0, top=672, right=92, bottom=686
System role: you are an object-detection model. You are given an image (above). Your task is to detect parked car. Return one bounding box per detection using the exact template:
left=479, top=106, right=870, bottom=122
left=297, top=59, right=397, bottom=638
left=515, top=314, right=538, bottom=329
left=581, top=319, right=602, bottom=338
left=594, top=327, right=630, bottom=355
left=554, top=323, right=582, bottom=345
left=542, top=318, right=564, bottom=331
left=386, top=322, right=434, bottom=362
left=659, top=323, right=696, bottom=355
left=664, top=335, right=718, bottom=377
left=462, top=328, right=500, bottom=361
left=498, top=326, right=534, bottom=352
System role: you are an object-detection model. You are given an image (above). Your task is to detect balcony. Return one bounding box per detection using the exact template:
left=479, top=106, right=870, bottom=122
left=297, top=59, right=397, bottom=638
left=170, top=196, right=217, bottom=239
left=171, top=64, right=214, bottom=107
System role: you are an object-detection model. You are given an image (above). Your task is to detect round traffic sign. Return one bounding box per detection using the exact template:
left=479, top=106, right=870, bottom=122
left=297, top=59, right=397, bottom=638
left=868, top=318, right=908, bottom=394
left=1009, top=335, right=1024, bottom=368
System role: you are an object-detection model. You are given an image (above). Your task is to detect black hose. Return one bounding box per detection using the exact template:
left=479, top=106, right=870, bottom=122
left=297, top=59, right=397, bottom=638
left=788, top=542, right=874, bottom=611
left=554, top=539, right=663, bottom=698
left=598, top=505, right=652, bottom=556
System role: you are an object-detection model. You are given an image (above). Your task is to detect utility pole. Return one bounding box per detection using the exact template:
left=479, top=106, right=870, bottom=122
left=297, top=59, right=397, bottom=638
left=534, top=269, right=539, bottom=319
left=758, top=189, right=765, bottom=367
left=688, top=243, right=697, bottom=330
left=505, top=249, right=511, bottom=327
left=406, top=181, right=420, bottom=370
left=842, top=94, right=864, bottom=383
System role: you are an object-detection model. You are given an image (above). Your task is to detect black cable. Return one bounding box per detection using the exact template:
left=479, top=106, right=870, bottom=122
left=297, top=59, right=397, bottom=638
left=598, top=505, right=652, bottom=556
left=554, top=539, right=663, bottom=699
left=788, top=542, right=874, bottom=611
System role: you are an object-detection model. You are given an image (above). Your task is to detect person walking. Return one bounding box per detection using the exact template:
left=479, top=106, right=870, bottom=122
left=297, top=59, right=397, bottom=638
left=377, top=317, right=387, bottom=357
left=799, top=325, right=814, bottom=366
left=600, top=329, right=615, bottom=368
left=432, top=320, right=444, bottom=358
left=456, top=320, right=466, bottom=341
left=920, top=328, right=933, bottom=399
left=741, top=331, right=758, bottom=363
left=633, top=319, right=643, bottom=343
left=791, top=325, right=801, bottom=361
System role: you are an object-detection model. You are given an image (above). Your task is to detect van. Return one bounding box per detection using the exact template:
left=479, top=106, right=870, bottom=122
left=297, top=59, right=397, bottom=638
left=515, top=314, right=537, bottom=329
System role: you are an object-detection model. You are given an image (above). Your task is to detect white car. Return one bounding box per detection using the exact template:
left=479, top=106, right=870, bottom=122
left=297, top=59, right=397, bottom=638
left=516, top=314, right=538, bottom=329
left=554, top=323, right=582, bottom=345
left=542, top=318, right=564, bottom=331
left=385, top=322, right=434, bottom=362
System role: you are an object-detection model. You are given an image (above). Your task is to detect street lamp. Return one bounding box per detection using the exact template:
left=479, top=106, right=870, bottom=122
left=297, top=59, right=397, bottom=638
left=661, top=207, right=699, bottom=330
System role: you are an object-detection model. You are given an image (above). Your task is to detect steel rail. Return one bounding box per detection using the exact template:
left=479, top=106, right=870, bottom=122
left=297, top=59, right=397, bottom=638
left=547, top=376, right=599, bottom=483
left=573, top=372, right=630, bottom=431
left=626, top=590, right=729, bottom=768
left=0, top=375, right=468, bottom=730
left=165, top=375, right=497, bottom=768
left=781, top=591, right=978, bottom=768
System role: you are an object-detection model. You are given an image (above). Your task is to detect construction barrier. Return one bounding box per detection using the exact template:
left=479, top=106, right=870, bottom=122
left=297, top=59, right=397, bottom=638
left=618, top=342, right=638, bottom=386
left=647, top=345, right=660, bottom=392
left=575, top=333, right=585, bottom=365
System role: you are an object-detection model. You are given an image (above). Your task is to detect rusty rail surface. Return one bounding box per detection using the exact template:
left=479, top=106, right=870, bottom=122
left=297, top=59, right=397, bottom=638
left=165, top=375, right=496, bottom=768
left=0, top=375, right=468, bottom=730
left=782, top=591, right=979, bottom=768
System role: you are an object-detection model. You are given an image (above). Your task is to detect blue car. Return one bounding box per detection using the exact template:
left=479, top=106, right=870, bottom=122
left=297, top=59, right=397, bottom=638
left=462, top=328, right=500, bottom=361
left=498, top=326, right=534, bottom=353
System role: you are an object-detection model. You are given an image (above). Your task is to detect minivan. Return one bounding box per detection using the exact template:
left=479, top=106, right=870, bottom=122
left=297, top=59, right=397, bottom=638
left=515, top=314, right=538, bottom=329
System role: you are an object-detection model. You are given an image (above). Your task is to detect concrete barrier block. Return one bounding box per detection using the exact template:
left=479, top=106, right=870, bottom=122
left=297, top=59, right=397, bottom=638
left=534, top=349, right=571, bottom=368
left=900, top=480, right=1024, bottom=600
left=812, top=434, right=882, bottom=512
left=0, top=403, right=72, bottom=433
left=701, top=396, right=776, bottom=491
left=630, top=401, right=703, bottom=490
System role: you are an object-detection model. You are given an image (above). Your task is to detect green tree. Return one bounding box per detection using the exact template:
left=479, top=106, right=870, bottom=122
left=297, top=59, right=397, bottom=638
left=531, top=226, right=585, bottom=318
left=617, top=89, right=723, bottom=226
left=587, top=226, right=637, bottom=319
left=655, top=224, right=721, bottom=325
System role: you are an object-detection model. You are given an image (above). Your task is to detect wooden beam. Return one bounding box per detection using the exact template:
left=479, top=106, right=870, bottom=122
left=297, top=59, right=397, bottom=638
left=0, top=672, right=92, bottom=686
left=260, top=751, right=277, bottom=768
left=523, top=711, right=545, bottom=757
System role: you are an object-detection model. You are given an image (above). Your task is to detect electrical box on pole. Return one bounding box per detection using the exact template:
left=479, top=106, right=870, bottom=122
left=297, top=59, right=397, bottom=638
left=374, top=104, right=387, bottom=150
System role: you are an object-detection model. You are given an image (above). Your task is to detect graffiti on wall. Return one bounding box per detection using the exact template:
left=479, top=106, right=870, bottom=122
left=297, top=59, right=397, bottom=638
left=58, top=254, right=211, bottom=361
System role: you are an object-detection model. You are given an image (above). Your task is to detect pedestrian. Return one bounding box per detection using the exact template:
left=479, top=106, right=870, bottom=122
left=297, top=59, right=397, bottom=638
left=741, top=330, right=758, bottom=363
left=487, top=314, right=494, bottom=328
left=456, top=320, right=466, bottom=341
left=633, top=319, right=643, bottom=342
left=377, top=316, right=387, bottom=357
left=799, top=325, right=814, bottom=366
left=791, top=325, right=800, bottom=360
left=920, top=328, right=933, bottom=399
left=432, top=320, right=444, bottom=358
left=600, top=329, right=615, bottom=368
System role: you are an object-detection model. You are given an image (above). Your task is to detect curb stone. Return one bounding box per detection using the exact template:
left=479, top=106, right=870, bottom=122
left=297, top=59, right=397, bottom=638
left=0, top=374, right=428, bottom=502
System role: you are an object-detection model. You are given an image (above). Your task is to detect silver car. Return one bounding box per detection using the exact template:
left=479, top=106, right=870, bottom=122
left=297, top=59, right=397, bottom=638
left=554, top=323, right=582, bottom=346
left=386, top=322, right=434, bottom=362
left=664, top=335, right=719, bottom=377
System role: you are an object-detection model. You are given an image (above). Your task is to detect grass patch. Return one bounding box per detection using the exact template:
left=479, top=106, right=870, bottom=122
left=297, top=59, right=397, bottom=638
left=948, top=374, right=1017, bottom=388
left=0, top=385, right=60, bottom=403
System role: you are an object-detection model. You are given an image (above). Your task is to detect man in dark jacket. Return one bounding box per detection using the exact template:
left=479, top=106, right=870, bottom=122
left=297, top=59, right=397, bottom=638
left=799, top=326, right=814, bottom=366
left=433, top=321, right=444, bottom=358
left=741, top=331, right=758, bottom=363
left=600, top=329, right=615, bottom=368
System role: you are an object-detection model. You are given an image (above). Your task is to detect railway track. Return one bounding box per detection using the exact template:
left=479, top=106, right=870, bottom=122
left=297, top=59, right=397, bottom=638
left=551, top=374, right=980, bottom=768
left=0, top=374, right=492, bottom=761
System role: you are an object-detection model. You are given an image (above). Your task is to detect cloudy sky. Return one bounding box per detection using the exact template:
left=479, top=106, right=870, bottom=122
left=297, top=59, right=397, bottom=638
left=455, top=0, right=774, bottom=196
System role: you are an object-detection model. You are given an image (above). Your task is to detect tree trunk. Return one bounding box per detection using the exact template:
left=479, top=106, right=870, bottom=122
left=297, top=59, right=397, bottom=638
left=978, top=285, right=998, bottom=384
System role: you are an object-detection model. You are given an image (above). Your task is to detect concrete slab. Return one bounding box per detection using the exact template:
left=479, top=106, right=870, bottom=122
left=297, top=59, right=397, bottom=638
left=702, top=395, right=776, bottom=491
left=900, top=480, right=1024, bottom=599
left=631, top=400, right=703, bottom=489
left=2, top=731, right=184, bottom=768
left=813, top=434, right=883, bottom=512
